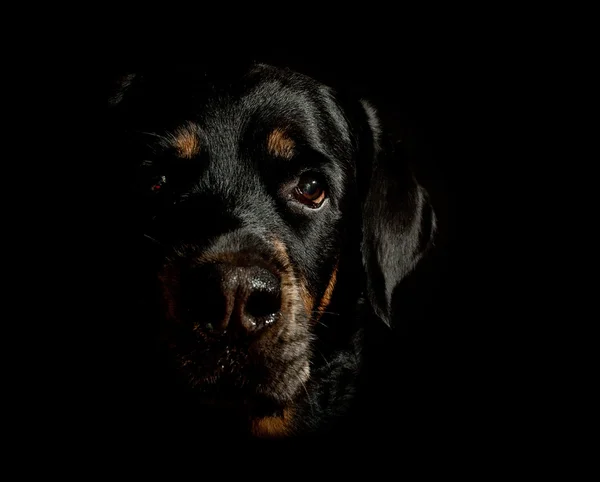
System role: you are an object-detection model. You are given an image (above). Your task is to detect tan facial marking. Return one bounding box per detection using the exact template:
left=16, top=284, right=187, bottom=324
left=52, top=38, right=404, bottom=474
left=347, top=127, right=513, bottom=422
left=251, top=408, right=294, bottom=438
left=271, top=238, right=290, bottom=266
left=172, top=124, right=200, bottom=159
left=300, top=280, right=315, bottom=315
left=270, top=238, right=300, bottom=317
left=267, top=128, right=295, bottom=159
left=315, top=263, right=338, bottom=319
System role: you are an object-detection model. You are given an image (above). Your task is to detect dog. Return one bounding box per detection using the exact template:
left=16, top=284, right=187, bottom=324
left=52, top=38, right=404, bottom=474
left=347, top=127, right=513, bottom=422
left=108, top=63, right=438, bottom=440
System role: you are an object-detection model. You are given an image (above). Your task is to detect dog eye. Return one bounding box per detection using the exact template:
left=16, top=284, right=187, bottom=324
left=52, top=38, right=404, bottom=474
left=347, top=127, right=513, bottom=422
left=151, top=175, right=167, bottom=192
left=294, top=173, right=326, bottom=208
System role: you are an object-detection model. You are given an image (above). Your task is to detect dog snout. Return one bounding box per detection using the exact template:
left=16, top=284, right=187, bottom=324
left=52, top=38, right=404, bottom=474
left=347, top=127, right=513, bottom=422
left=182, top=263, right=282, bottom=336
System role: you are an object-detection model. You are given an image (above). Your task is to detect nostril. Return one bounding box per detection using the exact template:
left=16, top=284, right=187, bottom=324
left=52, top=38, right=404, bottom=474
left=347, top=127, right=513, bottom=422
left=188, top=291, right=228, bottom=330
left=181, top=265, right=228, bottom=330
left=245, top=289, right=281, bottom=320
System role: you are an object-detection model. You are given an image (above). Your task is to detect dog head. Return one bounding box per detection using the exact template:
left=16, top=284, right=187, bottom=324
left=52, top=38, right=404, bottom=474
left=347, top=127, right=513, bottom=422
left=109, top=63, right=436, bottom=436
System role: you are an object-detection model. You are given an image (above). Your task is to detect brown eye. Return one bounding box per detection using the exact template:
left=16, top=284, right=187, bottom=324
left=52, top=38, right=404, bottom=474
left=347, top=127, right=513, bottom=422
left=294, top=174, right=326, bottom=207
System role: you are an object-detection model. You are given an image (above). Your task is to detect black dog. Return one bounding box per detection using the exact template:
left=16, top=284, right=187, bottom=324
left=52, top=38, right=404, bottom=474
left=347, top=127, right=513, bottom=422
left=108, top=63, right=438, bottom=439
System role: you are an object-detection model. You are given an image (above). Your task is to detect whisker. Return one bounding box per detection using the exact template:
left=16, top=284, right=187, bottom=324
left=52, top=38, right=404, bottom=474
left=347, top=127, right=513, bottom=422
left=143, top=233, right=162, bottom=245
left=314, top=347, right=331, bottom=369
left=307, top=311, right=341, bottom=327
left=292, top=365, right=315, bottom=420
left=138, top=131, right=168, bottom=142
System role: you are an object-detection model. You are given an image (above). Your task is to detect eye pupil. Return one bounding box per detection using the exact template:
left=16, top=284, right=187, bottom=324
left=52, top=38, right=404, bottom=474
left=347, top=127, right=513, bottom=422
left=294, top=174, right=326, bottom=207
left=302, top=180, right=319, bottom=197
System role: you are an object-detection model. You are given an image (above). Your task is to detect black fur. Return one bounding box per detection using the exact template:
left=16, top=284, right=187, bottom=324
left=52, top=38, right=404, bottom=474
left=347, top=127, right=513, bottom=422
left=109, top=63, right=437, bottom=440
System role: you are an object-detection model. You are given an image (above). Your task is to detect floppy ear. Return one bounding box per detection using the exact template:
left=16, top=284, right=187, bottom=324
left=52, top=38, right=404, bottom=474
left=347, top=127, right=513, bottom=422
left=358, top=100, right=437, bottom=328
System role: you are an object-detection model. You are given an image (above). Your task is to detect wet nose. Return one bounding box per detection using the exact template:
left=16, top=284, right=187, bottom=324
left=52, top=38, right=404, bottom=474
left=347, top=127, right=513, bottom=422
left=181, top=263, right=281, bottom=336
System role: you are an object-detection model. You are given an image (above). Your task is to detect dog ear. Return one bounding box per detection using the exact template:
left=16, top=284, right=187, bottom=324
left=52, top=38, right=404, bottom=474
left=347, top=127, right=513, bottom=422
left=357, top=100, right=437, bottom=328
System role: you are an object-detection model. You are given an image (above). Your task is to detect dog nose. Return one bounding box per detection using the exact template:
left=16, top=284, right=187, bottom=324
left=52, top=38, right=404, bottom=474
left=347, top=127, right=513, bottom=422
left=181, top=264, right=281, bottom=336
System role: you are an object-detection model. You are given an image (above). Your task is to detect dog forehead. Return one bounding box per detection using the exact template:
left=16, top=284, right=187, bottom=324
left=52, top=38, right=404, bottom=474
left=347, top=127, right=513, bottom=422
left=202, top=74, right=351, bottom=156
left=120, top=65, right=353, bottom=164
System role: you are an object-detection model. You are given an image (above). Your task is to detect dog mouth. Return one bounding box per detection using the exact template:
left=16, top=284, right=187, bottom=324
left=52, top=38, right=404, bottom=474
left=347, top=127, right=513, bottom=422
left=171, top=319, right=310, bottom=378
left=160, top=295, right=313, bottom=416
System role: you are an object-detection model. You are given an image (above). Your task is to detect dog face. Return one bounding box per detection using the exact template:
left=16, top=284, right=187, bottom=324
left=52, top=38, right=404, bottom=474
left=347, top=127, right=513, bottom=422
left=109, top=64, right=435, bottom=436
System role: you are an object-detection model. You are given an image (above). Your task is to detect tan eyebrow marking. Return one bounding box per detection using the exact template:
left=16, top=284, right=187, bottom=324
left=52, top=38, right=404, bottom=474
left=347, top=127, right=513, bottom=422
left=266, top=128, right=295, bottom=159
left=171, top=123, right=201, bottom=159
